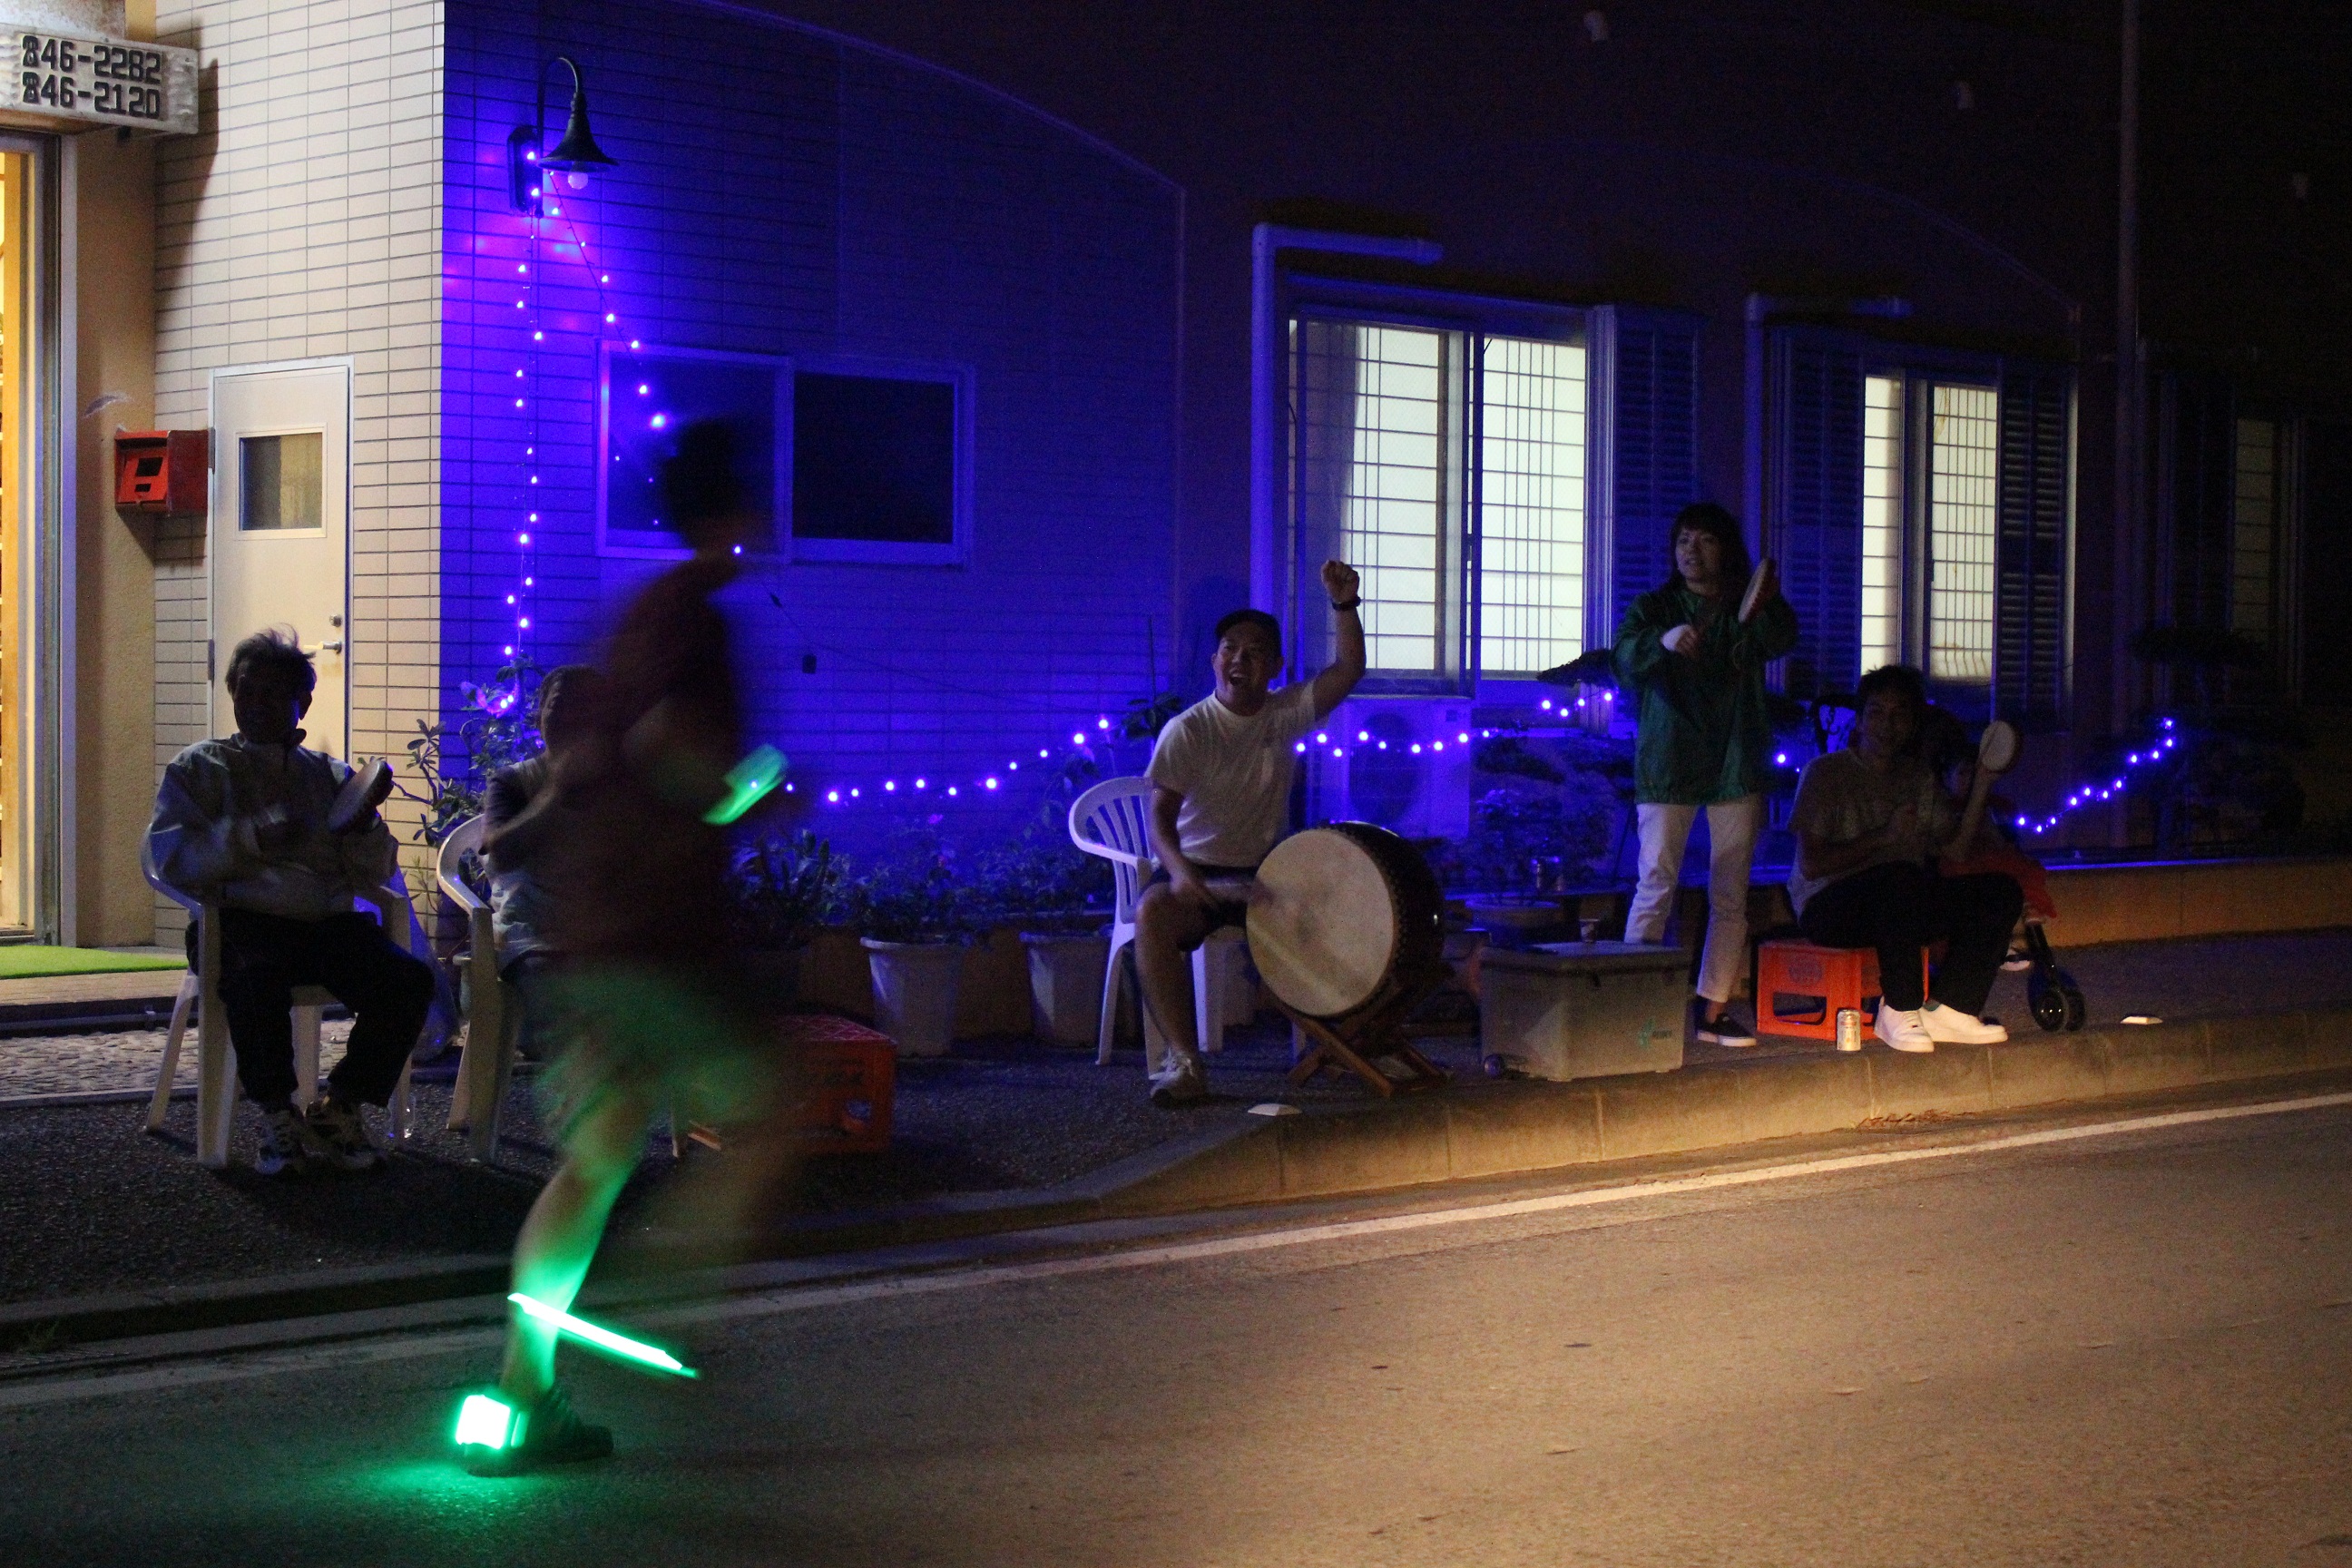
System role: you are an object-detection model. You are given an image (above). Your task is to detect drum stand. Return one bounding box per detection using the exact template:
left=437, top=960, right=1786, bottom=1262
left=1279, top=959, right=1453, bottom=1098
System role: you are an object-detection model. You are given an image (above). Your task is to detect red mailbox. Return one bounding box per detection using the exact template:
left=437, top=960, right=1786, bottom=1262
left=114, top=430, right=209, bottom=515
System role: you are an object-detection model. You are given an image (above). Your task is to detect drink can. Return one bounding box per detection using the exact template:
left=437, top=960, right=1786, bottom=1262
left=1836, top=1008, right=1864, bottom=1052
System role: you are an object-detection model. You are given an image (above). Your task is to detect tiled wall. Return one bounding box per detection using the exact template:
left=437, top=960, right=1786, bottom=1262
left=443, top=0, right=1181, bottom=854
left=152, top=0, right=444, bottom=930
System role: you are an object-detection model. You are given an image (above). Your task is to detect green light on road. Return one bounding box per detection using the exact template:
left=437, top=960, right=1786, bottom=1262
left=509, top=1293, right=700, bottom=1377
left=455, top=1393, right=517, bottom=1450
left=703, top=745, right=787, bottom=825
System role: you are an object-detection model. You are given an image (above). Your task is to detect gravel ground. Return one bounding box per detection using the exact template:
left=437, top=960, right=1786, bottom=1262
left=4, top=927, right=2346, bottom=1309
left=0, top=1021, right=1490, bottom=1308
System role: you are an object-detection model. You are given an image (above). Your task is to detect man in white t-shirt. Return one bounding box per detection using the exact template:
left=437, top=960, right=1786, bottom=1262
left=1137, top=560, right=1366, bottom=1104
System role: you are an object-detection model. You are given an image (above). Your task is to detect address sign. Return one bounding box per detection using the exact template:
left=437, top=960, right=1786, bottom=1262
left=6, top=28, right=196, bottom=134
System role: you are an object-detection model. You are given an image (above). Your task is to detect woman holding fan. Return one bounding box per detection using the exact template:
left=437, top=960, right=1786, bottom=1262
left=1612, top=502, right=1798, bottom=1046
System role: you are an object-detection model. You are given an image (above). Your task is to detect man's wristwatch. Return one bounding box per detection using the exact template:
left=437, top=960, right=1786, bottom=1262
left=1330, top=598, right=1361, bottom=612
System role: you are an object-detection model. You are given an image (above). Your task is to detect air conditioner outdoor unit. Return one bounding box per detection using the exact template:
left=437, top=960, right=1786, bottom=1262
left=1302, top=697, right=1475, bottom=841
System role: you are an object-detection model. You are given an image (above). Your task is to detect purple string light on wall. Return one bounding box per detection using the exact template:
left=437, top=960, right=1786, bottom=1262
left=2017, top=717, right=2180, bottom=836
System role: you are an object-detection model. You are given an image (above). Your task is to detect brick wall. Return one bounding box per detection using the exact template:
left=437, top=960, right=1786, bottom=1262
left=152, top=0, right=444, bottom=933
left=443, top=0, right=1181, bottom=854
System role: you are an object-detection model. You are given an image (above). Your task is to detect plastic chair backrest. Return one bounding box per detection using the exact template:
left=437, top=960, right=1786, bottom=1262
left=1068, top=776, right=1157, bottom=926
left=141, top=836, right=201, bottom=921
left=436, top=815, right=487, bottom=914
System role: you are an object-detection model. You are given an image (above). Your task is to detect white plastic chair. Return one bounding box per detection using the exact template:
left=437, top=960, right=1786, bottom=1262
left=142, top=839, right=425, bottom=1168
left=437, top=816, right=516, bottom=1161
left=1067, top=776, right=1250, bottom=1071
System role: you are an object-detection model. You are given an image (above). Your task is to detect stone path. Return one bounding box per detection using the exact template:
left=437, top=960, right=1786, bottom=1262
left=0, top=1022, right=351, bottom=1102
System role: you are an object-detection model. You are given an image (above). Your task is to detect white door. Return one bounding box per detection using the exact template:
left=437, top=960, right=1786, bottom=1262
left=210, top=364, right=350, bottom=757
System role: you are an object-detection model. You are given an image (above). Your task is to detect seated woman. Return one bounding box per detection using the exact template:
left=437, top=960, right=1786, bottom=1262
left=1916, top=706, right=2055, bottom=937
left=1785, top=666, right=2024, bottom=1052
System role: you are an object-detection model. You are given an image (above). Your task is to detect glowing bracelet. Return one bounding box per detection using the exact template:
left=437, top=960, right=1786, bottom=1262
left=702, top=744, right=788, bottom=826
left=508, top=1292, right=700, bottom=1377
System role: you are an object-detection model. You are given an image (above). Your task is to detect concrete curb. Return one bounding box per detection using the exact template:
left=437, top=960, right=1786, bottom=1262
left=1101, top=1004, right=2352, bottom=1212
left=7, top=1005, right=2349, bottom=1353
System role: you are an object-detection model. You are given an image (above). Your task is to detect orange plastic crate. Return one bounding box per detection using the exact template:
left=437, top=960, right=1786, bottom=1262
left=784, top=1014, right=895, bottom=1152
left=1755, top=940, right=1927, bottom=1042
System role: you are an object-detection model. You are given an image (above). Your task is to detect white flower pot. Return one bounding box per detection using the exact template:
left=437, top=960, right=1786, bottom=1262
left=862, top=937, right=965, bottom=1058
left=1019, top=931, right=1110, bottom=1045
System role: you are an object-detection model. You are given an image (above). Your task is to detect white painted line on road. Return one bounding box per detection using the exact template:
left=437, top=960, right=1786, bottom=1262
left=6, top=1086, right=2350, bottom=1412
left=684, top=1087, right=2352, bottom=1326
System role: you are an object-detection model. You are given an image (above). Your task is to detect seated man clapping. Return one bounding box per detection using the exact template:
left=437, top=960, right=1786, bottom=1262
left=147, top=631, right=436, bottom=1173
left=1786, top=664, right=2023, bottom=1053
left=1134, top=562, right=1366, bottom=1105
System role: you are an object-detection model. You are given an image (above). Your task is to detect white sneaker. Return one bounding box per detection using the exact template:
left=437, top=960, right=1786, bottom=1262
left=1920, top=1003, right=2009, bottom=1044
left=1149, top=1053, right=1210, bottom=1106
left=1874, top=1006, right=1936, bottom=1053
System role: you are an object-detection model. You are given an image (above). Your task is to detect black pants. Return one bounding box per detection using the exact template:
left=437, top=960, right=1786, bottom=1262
left=1798, top=862, right=2024, bottom=1015
left=205, top=908, right=436, bottom=1107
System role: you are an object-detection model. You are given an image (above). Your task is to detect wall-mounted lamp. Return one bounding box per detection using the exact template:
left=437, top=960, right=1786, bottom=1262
left=508, top=55, right=618, bottom=214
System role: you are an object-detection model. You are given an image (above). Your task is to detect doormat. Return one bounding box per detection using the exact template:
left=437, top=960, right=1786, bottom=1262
left=0, top=946, right=185, bottom=981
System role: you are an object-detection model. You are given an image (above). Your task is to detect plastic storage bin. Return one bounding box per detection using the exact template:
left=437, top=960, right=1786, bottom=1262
left=1477, top=940, right=1688, bottom=1082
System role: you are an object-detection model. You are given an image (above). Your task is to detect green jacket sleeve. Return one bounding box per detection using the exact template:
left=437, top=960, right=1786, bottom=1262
left=1729, top=593, right=1799, bottom=669
left=1612, top=593, right=1680, bottom=687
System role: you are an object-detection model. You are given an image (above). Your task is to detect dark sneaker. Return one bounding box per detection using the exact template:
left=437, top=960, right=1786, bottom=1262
left=1148, top=1053, right=1210, bottom=1106
left=1694, top=1003, right=1758, bottom=1048
left=304, top=1095, right=380, bottom=1171
left=254, top=1105, right=328, bottom=1176
left=461, top=1385, right=614, bottom=1476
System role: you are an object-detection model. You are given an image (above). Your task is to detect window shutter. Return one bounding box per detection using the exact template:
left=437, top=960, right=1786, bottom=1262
left=1590, top=307, right=1701, bottom=647
left=1772, top=336, right=1864, bottom=701
left=1995, top=366, right=2073, bottom=729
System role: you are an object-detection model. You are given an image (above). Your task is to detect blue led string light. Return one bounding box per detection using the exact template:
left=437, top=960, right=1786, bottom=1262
left=2016, top=717, right=2180, bottom=836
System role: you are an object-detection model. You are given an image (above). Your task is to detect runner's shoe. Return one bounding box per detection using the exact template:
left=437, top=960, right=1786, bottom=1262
left=254, top=1104, right=328, bottom=1176
left=305, top=1094, right=381, bottom=1171
left=460, top=1385, right=614, bottom=1476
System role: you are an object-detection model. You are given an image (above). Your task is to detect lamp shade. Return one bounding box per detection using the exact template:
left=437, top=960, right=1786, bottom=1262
left=543, top=79, right=617, bottom=172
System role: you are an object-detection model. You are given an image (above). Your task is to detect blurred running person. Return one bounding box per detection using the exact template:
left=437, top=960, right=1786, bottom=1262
left=466, top=420, right=798, bottom=1475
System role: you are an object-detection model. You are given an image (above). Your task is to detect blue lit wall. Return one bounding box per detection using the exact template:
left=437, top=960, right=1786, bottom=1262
left=442, top=0, right=1182, bottom=843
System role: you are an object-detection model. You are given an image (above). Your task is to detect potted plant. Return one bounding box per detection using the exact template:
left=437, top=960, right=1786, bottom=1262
left=848, top=842, right=979, bottom=1058
left=729, top=829, right=841, bottom=1008
left=971, top=831, right=1114, bottom=1046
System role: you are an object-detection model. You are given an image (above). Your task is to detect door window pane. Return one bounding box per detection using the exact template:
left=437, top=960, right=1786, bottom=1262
left=1477, top=336, right=1587, bottom=674
left=238, top=433, right=323, bottom=532
left=1861, top=375, right=1905, bottom=673
left=1926, top=384, right=1997, bottom=684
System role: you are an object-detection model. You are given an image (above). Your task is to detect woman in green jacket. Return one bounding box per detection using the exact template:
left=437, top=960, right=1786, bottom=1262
left=1612, top=503, right=1798, bottom=1045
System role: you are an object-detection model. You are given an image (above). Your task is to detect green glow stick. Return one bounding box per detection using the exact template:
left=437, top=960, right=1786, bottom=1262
left=508, top=1292, right=700, bottom=1378
left=455, top=1392, right=518, bottom=1450
left=703, top=744, right=787, bottom=825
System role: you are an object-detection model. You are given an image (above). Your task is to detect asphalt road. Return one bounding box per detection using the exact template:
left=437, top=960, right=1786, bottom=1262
left=5, top=1095, right=2351, bottom=1567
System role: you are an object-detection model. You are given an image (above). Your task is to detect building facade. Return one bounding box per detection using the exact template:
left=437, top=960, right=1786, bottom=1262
left=0, top=0, right=2333, bottom=945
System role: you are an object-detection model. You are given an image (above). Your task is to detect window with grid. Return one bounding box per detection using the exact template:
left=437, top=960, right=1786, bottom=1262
left=1290, top=312, right=1589, bottom=685
left=2232, top=417, right=2278, bottom=643
left=1926, top=384, right=1998, bottom=685
left=1293, top=320, right=1459, bottom=674
left=1476, top=337, right=1588, bottom=673
left=1860, top=374, right=1905, bottom=672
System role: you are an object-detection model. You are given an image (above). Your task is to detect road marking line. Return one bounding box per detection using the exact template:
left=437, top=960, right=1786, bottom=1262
left=5, top=1087, right=2348, bottom=1412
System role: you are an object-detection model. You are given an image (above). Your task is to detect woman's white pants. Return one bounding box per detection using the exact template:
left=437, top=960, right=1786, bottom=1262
left=1624, top=795, right=1762, bottom=1005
